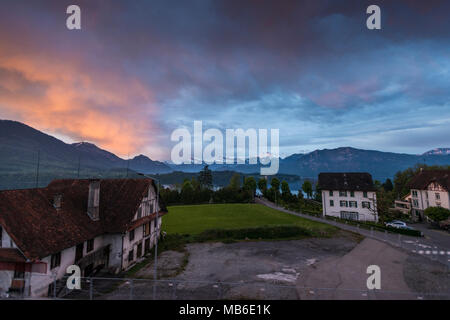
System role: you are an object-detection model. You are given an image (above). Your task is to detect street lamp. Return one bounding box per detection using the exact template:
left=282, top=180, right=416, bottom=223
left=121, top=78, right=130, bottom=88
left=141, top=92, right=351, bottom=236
left=137, top=173, right=160, bottom=299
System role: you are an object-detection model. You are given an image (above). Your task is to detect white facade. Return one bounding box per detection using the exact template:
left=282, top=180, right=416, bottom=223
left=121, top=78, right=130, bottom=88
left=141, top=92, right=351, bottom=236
left=321, top=190, right=378, bottom=222
left=411, top=182, right=450, bottom=220
left=122, top=186, right=161, bottom=270
left=0, top=228, right=18, bottom=295
left=0, top=227, right=17, bottom=249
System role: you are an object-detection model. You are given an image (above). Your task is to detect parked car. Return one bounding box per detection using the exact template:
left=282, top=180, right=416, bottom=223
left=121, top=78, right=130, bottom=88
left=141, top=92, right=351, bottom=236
left=385, top=220, right=415, bottom=230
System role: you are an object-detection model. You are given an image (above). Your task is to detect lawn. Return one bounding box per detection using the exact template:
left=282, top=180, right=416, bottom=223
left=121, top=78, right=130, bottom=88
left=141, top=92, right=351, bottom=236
left=163, top=203, right=338, bottom=236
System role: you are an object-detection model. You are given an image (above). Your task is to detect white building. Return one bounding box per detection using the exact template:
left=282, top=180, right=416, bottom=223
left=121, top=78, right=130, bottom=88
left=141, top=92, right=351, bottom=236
left=407, top=170, right=450, bottom=221
left=0, top=178, right=167, bottom=297
left=318, top=172, right=378, bottom=222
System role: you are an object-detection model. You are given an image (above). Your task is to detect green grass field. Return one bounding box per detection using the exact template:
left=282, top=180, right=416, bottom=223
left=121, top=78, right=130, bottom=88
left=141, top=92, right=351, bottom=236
left=163, top=203, right=338, bottom=236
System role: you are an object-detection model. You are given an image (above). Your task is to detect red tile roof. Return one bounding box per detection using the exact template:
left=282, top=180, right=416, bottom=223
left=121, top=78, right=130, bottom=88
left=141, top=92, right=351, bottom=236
left=407, top=170, right=450, bottom=191
left=0, top=179, right=167, bottom=260
left=0, top=248, right=26, bottom=263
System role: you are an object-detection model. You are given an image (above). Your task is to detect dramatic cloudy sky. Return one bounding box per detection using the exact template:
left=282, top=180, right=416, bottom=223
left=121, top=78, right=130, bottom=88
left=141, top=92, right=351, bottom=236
left=0, top=0, right=449, bottom=160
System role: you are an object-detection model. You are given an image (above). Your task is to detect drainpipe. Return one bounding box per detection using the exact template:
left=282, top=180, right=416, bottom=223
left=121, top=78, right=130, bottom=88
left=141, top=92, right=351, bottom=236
left=120, top=234, right=124, bottom=272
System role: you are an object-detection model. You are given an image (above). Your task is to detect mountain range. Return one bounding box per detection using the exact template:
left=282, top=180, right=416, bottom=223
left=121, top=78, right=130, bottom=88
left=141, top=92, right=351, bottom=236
left=1, top=119, right=450, bottom=189
left=0, top=120, right=172, bottom=175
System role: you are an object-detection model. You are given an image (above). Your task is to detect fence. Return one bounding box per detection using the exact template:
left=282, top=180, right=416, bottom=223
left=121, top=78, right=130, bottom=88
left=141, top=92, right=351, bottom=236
left=2, top=275, right=449, bottom=300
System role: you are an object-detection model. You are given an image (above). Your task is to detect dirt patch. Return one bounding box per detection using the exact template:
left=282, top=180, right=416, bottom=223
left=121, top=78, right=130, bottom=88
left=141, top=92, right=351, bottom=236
left=135, top=250, right=188, bottom=279
left=162, top=235, right=359, bottom=299
left=102, top=232, right=361, bottom=299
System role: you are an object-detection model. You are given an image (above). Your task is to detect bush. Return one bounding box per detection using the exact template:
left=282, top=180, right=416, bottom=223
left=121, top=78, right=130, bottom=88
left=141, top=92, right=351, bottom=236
left=424, top=207, right=450, bottom=223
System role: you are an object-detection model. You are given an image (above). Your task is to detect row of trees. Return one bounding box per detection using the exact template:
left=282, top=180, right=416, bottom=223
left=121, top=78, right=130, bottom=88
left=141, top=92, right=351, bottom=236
left=160, top=166, right=257, bottom=205
left=160, top=165, right=322, bottom=208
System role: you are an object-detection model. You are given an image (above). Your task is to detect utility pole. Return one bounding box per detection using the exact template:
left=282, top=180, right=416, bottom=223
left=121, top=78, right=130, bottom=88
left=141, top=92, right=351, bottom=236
left=35, top=150, right=40, bottom=188
left=77, top=155, right=81, bottom=178
left=126, top=153, right=130, bottom=178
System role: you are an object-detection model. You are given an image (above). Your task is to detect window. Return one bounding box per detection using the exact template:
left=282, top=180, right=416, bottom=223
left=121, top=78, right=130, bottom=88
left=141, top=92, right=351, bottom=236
left=412, top=190, right=418, bottom=198
left=129, top=229, right=135, bottom=242
left=0, top=226, right=2, bottom=248
left=339, top=191, right=347, bottom=197
left=87, top=239, right=94, bottom=253
left=137, top=243, right=142, bottom=258
left=436, top=202, right=441, bottom=207
left=14, top=264, right=25, bottom=279
left=340, top=211, right=359, bottom=221
left=349, top=201, right=357, bottom=208
left=362, top=201, right=371, bottom=209
left=50, top=252, right=61, bottom=269
left=330, top=200, right=334, bottom=207
left=412, top=199, right=419, bottom=208
left=425, top=192, right=428, bottom=199
left=435, top=193, right=440, bottom=200
left=137, top=205, right=142, bottom=219
left=340, top=200, right=348, bottom=207
left=144, top=223, right=150, bottom=236
left=363, top=191, right=368, bottom=198
left=128, top=249, right=134, bottom=262
left=350, top=191, right=355, bottom=197
left=329, top=191, right=333, bottom=197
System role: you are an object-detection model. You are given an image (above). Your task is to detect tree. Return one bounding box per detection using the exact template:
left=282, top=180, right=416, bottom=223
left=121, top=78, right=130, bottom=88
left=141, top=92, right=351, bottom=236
left=314, top=182, right=322, bottom=202
left=302, top=180, right=313, bottom=199
left=424, top=207, right=450, bottom=223
left=270, top=178, right=281, bottom=203
left=229, top=173, right=241, bottom=190
left=382, top=178, right=394, bottom=192
left=270, top=178, right=280, bottom=192
left=198, top=165, right=213, bottom=190
left=257, top=178, right=267, bottom=196
left=281, top=180, right=292, bottom=202
left=243, top=176, right=257, bottom=196
left=180, top=179, right=194, bottom=204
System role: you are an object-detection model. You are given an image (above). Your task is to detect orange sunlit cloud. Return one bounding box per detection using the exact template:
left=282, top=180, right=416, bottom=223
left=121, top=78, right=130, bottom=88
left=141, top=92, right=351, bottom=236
left=0, top=31, right=160, bottom=158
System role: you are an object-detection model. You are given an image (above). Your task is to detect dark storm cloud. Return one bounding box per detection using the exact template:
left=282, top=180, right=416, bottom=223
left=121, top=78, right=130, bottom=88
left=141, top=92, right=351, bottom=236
left=0, top=0, right=449, bottom=158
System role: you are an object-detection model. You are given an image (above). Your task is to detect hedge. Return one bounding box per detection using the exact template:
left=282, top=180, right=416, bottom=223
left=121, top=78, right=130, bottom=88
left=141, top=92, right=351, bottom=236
left=194, top=225, right=313, bottom=242
left=325, top=215, right=422, bottom=237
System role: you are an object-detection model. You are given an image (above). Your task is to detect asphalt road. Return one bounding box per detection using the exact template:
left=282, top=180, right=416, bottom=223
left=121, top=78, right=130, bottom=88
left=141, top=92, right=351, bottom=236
left=256, top=198, right=450, bottom=268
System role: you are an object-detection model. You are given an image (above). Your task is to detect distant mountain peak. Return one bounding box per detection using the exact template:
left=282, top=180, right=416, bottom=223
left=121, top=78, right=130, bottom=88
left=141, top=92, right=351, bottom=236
left=422, top=148, right=450, bottom=156
left=132, top=154, right=151, bottom=161
left=72, top=142, right=97, bottom=148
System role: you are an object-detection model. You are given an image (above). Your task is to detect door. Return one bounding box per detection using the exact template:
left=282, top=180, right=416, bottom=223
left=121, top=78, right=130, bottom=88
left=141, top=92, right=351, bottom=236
left=144, top=239, right=150, bottom=253
left=84, top=264, right=94, bottom=277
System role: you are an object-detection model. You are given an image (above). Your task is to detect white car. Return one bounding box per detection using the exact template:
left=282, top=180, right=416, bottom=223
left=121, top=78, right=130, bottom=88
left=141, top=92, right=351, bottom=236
left=385, top=220, right=413, bottom=230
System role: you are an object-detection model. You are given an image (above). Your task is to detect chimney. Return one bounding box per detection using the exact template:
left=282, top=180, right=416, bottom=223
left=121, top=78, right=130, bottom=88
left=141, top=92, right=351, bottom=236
left=87, top=180, right=100, bottom=221
left=53, top=194, right=63, bottom=210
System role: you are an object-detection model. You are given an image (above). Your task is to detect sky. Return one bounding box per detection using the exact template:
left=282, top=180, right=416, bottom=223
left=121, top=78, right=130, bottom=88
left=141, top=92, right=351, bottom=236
left=0, top=0, right=449, bottom=160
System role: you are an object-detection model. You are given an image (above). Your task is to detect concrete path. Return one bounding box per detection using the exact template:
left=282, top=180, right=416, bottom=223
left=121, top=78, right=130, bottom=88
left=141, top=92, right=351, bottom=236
left=256, top=198, right=450, bottom=268
left=296, top=238, right=417, bottom=300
